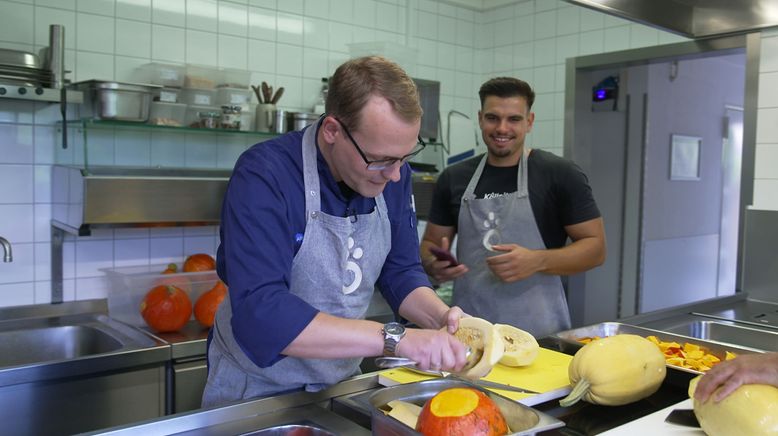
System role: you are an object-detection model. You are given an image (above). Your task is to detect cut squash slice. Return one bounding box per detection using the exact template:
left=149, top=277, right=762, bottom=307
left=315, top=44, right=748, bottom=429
left=495, top=323, right=539, bottom=367
left=448, top=317, right=504, bottom=379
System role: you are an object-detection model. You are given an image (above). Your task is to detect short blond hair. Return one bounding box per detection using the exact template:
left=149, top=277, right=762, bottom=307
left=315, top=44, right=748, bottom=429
left=326, top=56, right=422, bottom=131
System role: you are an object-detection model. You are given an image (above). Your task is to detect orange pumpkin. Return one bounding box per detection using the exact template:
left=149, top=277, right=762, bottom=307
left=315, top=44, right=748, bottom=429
left=162, top=263, right=178, bottom=274
left=183, top=253, right=216, bottom=272
left=416, top=388, right=508, bottom=436
left=194, top=281, right=228, bottom=328
left=140, top=285, right=192, bottom=333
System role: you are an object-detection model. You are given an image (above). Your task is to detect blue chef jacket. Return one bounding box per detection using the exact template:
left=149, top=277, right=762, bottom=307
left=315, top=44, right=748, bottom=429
left=216, top=126, right=431, bottom=368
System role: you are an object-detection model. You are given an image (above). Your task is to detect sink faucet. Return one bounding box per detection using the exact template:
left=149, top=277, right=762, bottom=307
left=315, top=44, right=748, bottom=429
left=0, top=236, right=11, bottom=262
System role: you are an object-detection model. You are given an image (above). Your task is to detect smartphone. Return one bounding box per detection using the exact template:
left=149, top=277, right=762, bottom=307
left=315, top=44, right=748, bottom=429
left=429, top=246, right=459, bottom=266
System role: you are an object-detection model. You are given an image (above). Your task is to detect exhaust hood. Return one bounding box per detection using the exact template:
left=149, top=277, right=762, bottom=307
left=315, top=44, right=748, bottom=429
left=563, top=0, right=778, bottom=38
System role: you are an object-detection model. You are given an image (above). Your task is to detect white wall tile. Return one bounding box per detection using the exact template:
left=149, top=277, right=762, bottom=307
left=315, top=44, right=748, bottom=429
left=75, top=239, right=113, bottom=276
left=248, top=38, right=276, bottom=73
left=152, top=0, right=185, bottom=26
left=630, top=24, right=659, bottom=48
left=149, top=236, right=184, bottom=264
left=493, top=18, right=513, bottom=46
left=189, top=0, right=218, bottom=32
left=34, top=6, right=77, bottom=49
left=753, top=179, right=778, bottom=210
left=556, top=34, right=578, bottom=64
left=0, top=204, right=34, bottom=243
left=755, top=143, right=778, bottom=179
left=513, top=14, right=533, bottom=44
left=115, top=56, right=150, bottom=82
left=114, top=238, right=150, bottom=267
left=276, top=43, right=303, bottom=76
left=116, top=19, right=151, bottom=58
left=37, top=0, right=76, bottom=10
left=603, top=25, right=630, bottom=53
left=117, top=0, right=151, bottom=22
left=249, top=6, right=276, bottom=41
left=579, top=29, right=604, bottom=56
left=183, top=235, right=217, bottom=257
left=532, top=38, right=556, bottom=67
left=533, top=10, right=556, bottom=40
left=218, top=34, right=248, bottom=69
left=533, top=65, right=556, bottom=93
left=276, top=12, right=303, bottom=45
left=455, top=18, right=475, bottom=48
left=77, top=0, right=114, bottom=16
left=438, top=14, right=456, bottom=43
left=0, top=282, right=35, bottom=307
left=76, top=13, right=115, bottom=54
left=302, top=47, right=329, bottom=80
left=416, top=10, right=437, bottom=40
left=303, top=17, right=329, bottom=50
left=74, top=276, right=109, bottom=299
left=33, top=204, right=51, bottom=243
left=0, top=1, right=33, bottom=44
left=219, top=1, right=249, bottom=37
left=757, top=71, right=778, bottom=108
left=556, top=6, right=579, bottom=35
left=152, top=24, right=186, bottom=63
left=34, top=241, right=51, bottom=280
left=0, top=242, right=34, bottom=284
left=0, top=165, right=33, bottom=204
left=760, top=34, right=778, bottom=72
left=757, top=107, right=778, bottom=143
left=186, top=29, right=219, bottom=66
left=0, top=124, right=33, bottom=164
left=277, top=0, right=303, bottom=15
left=34, top=164, right=51, bottom=204
left=184, top=134, right=217, bottom=167
left=304, top=0, right=328, bottom=17
left=0, top=100, right=34, bottom=124
left=579, top=7, right=603, bottom=31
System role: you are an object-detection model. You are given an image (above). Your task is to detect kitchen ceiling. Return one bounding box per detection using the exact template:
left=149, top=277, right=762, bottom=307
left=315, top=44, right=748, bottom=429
left=562, top=0, right=778, bottom=38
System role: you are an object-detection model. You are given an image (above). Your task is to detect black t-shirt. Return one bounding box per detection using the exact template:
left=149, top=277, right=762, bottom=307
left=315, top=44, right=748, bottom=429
left=427, top=150, right=601, bottom=249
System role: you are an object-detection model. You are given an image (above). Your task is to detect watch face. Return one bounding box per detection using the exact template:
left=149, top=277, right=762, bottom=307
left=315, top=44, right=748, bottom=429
left=384, top=322, right=404, bottom=336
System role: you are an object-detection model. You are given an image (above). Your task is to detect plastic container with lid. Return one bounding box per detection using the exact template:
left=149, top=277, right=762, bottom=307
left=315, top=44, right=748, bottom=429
left=181, top=88, right=216, bottom=106
left=184, top=64, right=219, bottom=89
left=216, top=87, right=251, bottom=106
left=218, top=68, right=251, bottom=89
left=138, top=62, right=186, bottom=88
left=153, top=87, right=181, bottom=103
left=148, top=101, right=186, bottom=127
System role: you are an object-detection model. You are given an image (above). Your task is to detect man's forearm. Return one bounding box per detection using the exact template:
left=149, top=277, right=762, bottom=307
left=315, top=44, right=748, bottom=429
left=282, top=312, right=385, bottom=358
left=398, top=287, right=450, bottom=329
left=537, top=236, right=606, bottom=276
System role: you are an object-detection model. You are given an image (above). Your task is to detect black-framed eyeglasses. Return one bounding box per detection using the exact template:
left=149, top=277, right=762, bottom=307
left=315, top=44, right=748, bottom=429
left=333, top=116, right=426, bottom=171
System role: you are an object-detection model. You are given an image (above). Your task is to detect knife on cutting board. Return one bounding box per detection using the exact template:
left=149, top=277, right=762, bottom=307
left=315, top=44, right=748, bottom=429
left=665, top=409, right=700, bottom=428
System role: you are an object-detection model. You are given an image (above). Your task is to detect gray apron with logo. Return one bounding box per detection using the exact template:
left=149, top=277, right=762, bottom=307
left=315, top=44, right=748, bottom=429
left=202, top=125, right=391, bottom=407
left=452, top=149, right=571, bottom=338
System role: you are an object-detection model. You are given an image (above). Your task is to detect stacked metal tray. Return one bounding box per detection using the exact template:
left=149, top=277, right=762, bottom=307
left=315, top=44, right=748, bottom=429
left=552, top=322, right=760, bottom=375
left=0, top=48, right=52, bottom=86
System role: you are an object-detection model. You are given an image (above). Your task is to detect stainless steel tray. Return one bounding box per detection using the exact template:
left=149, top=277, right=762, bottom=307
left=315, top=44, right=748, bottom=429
left=368, top=379, right=564, bottom=435
left=552, top=322, right=759, bottom=375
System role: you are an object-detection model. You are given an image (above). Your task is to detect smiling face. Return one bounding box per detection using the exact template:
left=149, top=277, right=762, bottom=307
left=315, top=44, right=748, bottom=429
left=319, top=95, right=421, bottom=198
left=478, top=95, right=535, bottom=167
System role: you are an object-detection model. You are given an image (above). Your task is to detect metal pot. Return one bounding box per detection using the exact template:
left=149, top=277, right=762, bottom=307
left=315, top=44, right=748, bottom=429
left=291, top=112, right=319, bottom=131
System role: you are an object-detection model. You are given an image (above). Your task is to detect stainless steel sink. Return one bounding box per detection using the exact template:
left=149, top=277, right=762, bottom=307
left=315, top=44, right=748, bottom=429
left=0, top=325, right=123, bottom=367
left=659, top=320, right=778, bottom=352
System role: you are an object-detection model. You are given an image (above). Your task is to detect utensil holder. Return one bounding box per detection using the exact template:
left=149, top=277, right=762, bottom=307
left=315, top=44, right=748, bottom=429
left=255, top=103, right=275, bottom=133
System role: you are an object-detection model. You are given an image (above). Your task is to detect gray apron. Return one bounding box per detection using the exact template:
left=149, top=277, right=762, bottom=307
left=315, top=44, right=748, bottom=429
left=202, top=124, right=392, bottom=407
left=452, top=149, right=571, bottom=338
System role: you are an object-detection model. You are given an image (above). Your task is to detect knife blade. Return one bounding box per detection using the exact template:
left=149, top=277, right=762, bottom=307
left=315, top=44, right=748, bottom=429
left=664, top=409, right=700, bottom=428
left=444, top=374, right=540, bottom=394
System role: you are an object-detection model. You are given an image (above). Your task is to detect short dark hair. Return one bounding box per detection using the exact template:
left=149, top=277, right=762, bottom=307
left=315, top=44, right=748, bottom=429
left=478, top=77, right=535, bottom=110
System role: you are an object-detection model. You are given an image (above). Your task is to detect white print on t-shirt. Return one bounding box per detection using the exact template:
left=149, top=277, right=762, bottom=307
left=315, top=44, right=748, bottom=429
left=482, top=211, right=502, bottom=251
left=342, top=236, right=364, bottom=295
left=483, top=192, right=511, bottom=199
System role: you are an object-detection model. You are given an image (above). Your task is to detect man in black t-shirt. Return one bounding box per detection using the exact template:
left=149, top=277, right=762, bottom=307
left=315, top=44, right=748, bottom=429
left=419, top=77, right=606, bottom=337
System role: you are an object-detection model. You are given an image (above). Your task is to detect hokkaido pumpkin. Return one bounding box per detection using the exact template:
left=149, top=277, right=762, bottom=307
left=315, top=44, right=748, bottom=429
left=559, top=334, right=666, bottom=407
left=449, top=317, right=504, bottom=379
left=161, top=263, right=178, bottom=274
left=495, top=323, right=539, bottom=367
left=183, top=253, right=216, bottom=272
left=416, top=388, right=509, bottom=436
left=140, top=284, right=192, bottom=333
left=688, top=375, right=778, bottom=436
left=194, top=281, right=228, bottom=328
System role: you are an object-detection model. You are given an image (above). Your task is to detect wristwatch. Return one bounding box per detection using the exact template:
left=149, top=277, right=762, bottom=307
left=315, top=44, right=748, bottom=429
left=382, top=322, right=406, bottom=356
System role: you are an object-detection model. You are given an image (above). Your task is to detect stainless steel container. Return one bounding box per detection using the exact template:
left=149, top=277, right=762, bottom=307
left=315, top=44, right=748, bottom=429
left=73, top=80, right=159, bottom=122
left=368, top=379, right=565, bottom=435
left=291, top=112, right=319, bottom=131
left=271, top=109, right=287, bottom=134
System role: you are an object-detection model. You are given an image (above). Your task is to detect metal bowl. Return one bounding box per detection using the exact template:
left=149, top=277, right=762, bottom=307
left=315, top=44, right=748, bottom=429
left=368, top=379, right=565, bottom=435
left=0, top=48, right=41, bottom=69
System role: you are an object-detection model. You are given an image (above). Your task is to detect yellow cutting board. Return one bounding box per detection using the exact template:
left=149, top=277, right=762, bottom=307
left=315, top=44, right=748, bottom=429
left=378, top=348, right=573, bottom=406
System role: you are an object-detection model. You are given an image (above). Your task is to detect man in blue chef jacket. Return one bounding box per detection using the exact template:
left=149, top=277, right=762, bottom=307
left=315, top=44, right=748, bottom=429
left=202, top=56, right=470, bottom=407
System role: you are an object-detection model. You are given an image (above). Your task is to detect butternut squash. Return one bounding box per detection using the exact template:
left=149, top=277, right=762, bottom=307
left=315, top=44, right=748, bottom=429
left=559, top=334, right=666, bottom=406
left=688, top=375, right=778, bottom=436
left=495, top=323, right=539, bottom=367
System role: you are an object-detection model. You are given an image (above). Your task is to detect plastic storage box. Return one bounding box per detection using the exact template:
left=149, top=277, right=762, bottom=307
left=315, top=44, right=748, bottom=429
left=103, top=263, right=219, bottom=329
left=148, top=101, right=186, bottom=127
left=185, top=105, right=221, bottom=128
left=218, top=68, right=251, bottom=89
left=216, top=87, right=251, bottom=106
left=185, top=64, right=219, bottom=89
left=139, top=62, right=186, bottom=88
left=181, top=88, right=217, bottom=106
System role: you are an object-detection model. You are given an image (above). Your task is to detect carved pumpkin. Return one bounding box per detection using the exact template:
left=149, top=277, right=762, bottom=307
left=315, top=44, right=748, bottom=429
left=140, top=284, right=192, bottom=332
left=194, top=281, right=228, bottom=328
left=183, top=253, right=216, bottom=272
left=416, top=387, right=509, bottom=436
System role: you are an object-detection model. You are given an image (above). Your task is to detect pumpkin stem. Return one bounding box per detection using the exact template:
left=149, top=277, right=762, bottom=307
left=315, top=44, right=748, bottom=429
left=559, top=379, right=591, bottom=407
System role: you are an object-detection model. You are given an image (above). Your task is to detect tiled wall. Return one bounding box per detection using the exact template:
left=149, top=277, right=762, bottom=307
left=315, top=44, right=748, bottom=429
left=755, top=28, right=778, bottom=210
left=0, top=0, right=765, bottom=308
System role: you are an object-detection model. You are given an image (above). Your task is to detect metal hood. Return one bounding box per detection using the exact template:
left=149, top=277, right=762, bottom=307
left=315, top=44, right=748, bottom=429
left=563, top=0, right=778, bottom=38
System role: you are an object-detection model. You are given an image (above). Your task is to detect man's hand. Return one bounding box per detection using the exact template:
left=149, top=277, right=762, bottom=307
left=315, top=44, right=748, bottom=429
left=693, top=352, right=778, bottom=403
left=396, top=326, right=470, bottom=373
left=421, top=237, right=469, bottom=283
left=486, top=243, right=544, bottom=282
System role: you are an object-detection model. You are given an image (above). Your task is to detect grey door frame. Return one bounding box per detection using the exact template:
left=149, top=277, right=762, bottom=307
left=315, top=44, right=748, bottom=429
left=563, top=33, right=760, bottom=319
